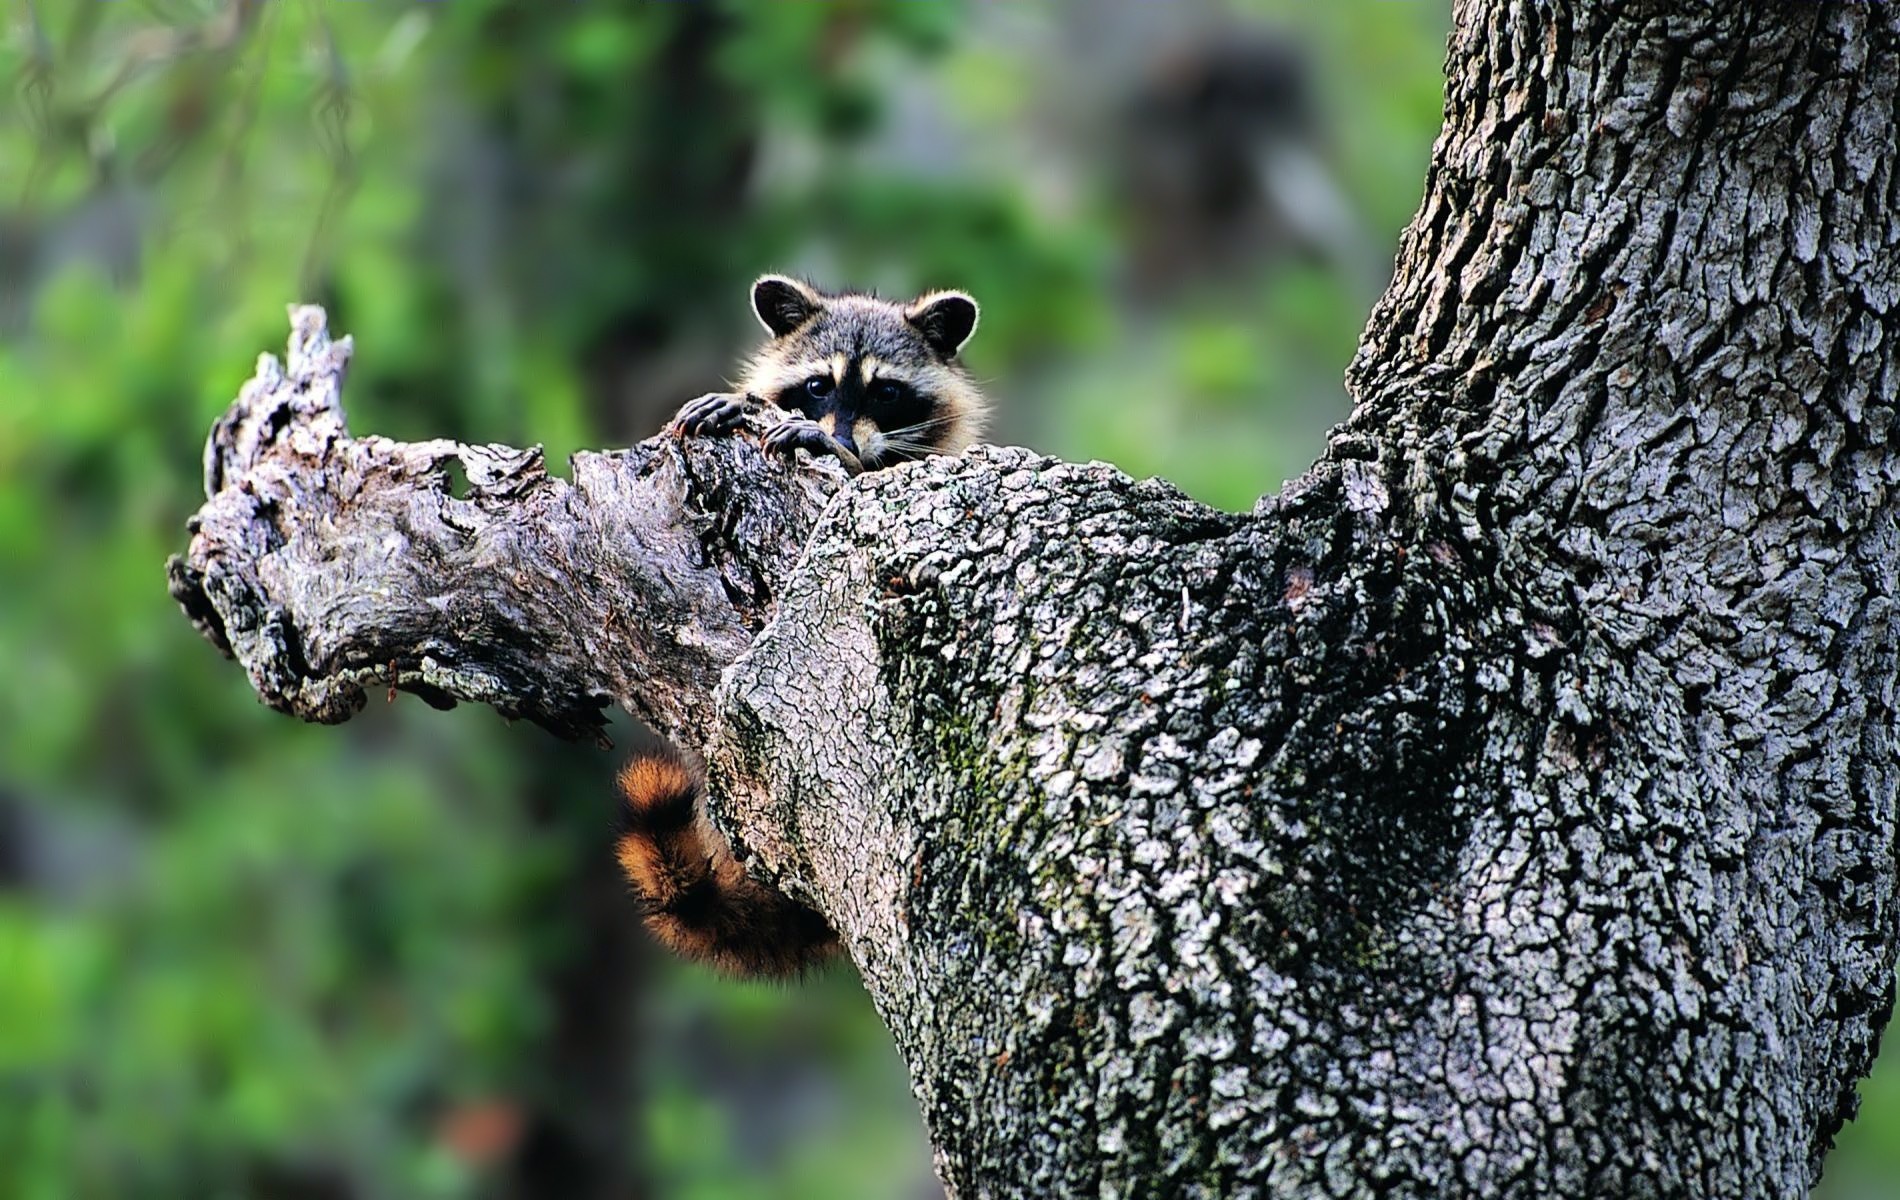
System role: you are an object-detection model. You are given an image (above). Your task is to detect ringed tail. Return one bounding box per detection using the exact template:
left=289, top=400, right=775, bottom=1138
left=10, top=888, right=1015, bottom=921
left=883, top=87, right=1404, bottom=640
left=614, top=743, right=838, bottom=978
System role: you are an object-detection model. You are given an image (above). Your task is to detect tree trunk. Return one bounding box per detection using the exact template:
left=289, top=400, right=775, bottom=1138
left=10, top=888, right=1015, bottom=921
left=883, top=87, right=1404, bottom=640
left=169, top=3, right=1900, bottom=1197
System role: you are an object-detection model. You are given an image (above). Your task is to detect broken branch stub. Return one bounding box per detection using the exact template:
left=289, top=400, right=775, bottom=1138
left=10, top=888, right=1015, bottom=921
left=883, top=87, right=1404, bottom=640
left=166, top=305, right=845, bottom=744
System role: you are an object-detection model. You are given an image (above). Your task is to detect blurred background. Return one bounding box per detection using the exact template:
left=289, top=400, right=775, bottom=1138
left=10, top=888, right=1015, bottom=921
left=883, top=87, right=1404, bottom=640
left=0, top=1, right=1892, bottom=1197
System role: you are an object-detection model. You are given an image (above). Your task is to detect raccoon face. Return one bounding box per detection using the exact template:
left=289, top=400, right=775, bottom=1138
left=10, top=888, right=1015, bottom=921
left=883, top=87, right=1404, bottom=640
left=738, top=276, right=986, bottom=468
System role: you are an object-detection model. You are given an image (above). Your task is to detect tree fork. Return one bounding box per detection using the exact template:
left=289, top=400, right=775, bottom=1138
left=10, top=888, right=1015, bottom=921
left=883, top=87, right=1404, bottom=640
left=170, top=3, right=1900, bottom=1196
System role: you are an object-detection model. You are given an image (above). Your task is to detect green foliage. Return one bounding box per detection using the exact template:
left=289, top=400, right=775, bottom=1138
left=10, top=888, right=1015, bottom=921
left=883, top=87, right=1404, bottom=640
left=0, top=3, right=1064, bottom=1195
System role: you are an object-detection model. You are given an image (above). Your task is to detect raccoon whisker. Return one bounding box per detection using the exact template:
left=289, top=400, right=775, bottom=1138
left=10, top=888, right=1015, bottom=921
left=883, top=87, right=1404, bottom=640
left=901, top=412, right=962, bottom=430
left=875, top=435, right=947, bottom=457
left=878, top=424, right=949, bottom=443
left=879, top=415, right=960, bottom=440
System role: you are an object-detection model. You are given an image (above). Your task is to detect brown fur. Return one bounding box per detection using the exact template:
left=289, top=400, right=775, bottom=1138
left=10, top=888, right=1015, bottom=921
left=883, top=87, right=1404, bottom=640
left=614, top=743, right=839, bottom=978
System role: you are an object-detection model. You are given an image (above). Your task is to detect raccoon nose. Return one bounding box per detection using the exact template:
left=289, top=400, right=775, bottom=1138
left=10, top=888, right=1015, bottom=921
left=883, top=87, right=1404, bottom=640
left=819, top=413, right=858, bottom=455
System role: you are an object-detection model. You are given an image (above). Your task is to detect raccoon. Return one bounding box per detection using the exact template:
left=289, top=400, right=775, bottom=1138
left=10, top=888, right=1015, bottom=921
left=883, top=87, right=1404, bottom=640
left=671, top=275, right=986, bottom=474
left=619, top=276, right=986, bottom=977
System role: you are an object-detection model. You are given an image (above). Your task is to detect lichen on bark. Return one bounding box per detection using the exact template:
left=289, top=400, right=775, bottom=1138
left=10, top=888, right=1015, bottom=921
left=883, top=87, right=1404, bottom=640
left=710, top=451, right=1495, bottom=1195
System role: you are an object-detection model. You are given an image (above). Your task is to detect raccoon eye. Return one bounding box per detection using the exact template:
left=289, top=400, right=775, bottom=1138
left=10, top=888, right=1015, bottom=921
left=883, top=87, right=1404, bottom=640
left=804, top=376, right=834, bottom=399
left=871, top=380, right=904, bottom=404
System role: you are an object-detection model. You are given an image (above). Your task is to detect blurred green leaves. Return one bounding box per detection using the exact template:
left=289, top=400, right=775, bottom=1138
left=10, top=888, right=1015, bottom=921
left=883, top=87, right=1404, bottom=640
left=0, top=3, right=1023, bottom=1196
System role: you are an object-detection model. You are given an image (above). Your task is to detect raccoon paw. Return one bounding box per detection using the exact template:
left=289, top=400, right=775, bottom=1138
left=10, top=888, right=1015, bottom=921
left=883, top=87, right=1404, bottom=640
left=672, top=392, right=752, bottom=437
left=763, top=419, right=863, bottom=474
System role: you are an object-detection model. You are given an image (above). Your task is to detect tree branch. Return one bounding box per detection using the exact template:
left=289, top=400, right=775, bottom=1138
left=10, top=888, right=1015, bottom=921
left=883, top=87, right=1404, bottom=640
left=167, top=305, right=843, bottom=744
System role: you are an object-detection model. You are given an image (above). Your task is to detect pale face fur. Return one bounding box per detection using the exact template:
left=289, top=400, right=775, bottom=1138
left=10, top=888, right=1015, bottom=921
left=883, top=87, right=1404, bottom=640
left=736, top=276, right=988, bottom=468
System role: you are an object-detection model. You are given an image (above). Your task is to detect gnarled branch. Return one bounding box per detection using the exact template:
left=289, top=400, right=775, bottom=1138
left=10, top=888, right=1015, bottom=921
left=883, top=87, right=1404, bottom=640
left=167, top=305, right=842, bottom=744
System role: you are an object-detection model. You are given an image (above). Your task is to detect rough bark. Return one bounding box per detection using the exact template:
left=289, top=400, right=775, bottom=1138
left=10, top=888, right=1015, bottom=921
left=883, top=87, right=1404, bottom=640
left=169, top=3, right=1900, bottom=1198
left=167, top=305, right=842, bottom=745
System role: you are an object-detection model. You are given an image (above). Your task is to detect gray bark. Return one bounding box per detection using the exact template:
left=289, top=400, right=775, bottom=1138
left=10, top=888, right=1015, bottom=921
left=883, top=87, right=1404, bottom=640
left=169, top=3, right=1900, bottom=1197
left=167, top=304, right=842, bottom=744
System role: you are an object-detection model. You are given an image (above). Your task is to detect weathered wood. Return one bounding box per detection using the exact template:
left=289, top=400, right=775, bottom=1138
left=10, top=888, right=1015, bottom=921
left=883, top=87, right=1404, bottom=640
left=170, top=2, right=1900, bottom=1196
left=167, top=305, right=843, bottom=744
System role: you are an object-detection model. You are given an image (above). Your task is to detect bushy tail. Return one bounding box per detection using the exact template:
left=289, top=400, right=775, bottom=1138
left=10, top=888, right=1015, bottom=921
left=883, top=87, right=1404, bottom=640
left=614, top=743, right=838, bottom=978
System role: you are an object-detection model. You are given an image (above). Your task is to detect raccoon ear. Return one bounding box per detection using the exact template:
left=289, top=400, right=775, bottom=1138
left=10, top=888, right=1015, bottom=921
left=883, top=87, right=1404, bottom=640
left=905, top=290, right=980, bottom=359
left=752, top=275, right=823, bottom=338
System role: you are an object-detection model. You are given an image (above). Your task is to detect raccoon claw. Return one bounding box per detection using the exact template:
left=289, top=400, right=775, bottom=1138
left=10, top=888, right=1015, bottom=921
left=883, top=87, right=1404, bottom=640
left=673, top=392, right=751, bottom=437
left=763, top=419, right=863, bottom=475
left=761, top=418, right=824, bottom=455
